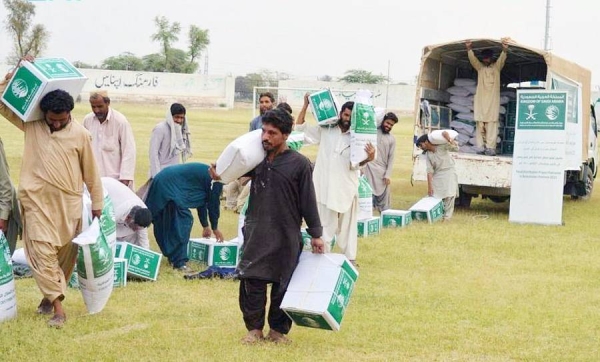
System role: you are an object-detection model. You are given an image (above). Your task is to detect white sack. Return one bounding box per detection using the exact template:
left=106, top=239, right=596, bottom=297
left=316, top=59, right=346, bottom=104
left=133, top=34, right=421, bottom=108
left=453, top=78, right=476, bottom=87
left=216, top=130, right=266, bottom=183
left=428, top=129, right=458, bottom=145
left=0, top=231, right=17, bottom=323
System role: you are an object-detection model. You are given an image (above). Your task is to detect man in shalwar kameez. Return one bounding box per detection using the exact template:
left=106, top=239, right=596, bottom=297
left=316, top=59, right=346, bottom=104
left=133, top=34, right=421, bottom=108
left=0, top=136, right=21, bottom=255
left=296, top=94, right=375, bottom=266
left=83, top=90, right=137, bottom=188
left=416, top=132, right=458, bottom=221
left=364, top=112, right=398, bottom=212
left=145, top=163, right=223, bottom=271
left=0, top=69, right=103, bottom=328
left=217, top=108, right=324, bottom=344
left=466, top=39, right=509, bottom=156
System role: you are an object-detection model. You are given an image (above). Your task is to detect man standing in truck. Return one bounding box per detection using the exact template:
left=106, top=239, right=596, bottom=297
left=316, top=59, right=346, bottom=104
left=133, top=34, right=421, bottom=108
left=466, top=39, right=509, bottom=156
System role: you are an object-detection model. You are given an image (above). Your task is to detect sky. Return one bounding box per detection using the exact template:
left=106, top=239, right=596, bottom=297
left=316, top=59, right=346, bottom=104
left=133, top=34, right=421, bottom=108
left=1, top=0, right=599, bottom=86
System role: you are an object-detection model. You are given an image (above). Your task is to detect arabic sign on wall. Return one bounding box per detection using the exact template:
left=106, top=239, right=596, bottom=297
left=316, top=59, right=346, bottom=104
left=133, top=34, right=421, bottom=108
left=509, top=90, right=568, bottom=225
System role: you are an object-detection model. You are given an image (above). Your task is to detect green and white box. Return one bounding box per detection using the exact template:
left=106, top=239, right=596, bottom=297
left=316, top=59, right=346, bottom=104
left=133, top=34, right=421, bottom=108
left=309, top=89, right=339, bottom=125
left=357, top=217, right=381, bottom=237
left=188, top=238, right=240, bottom=267
left=115, top=242, right=162, bottom=281
left=281, top=252, right=358, bottom=331
left=1, top=58, right=87, bottom=122
left=113, top=257, right=127, bottom=288
left=301, top=228, right=336, bottom=251
left=380, top=210, right=412, bottom=228
left=409, top=197, right=444, bottom=223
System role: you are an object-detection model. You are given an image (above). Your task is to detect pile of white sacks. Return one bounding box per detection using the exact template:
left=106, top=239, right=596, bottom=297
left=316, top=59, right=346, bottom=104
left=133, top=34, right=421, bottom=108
left=445, top=78, right=513, bottom=154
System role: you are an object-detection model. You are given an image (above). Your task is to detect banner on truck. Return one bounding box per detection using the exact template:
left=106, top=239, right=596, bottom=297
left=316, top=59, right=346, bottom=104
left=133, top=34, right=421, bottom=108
left=509, top=90, right=567, bottom=225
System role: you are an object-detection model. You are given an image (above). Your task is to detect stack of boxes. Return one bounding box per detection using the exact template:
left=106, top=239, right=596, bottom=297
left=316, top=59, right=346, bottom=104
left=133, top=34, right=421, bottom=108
left=500, top=100, right=517, bottom=155
left=357, top=177, right=380, bottom=237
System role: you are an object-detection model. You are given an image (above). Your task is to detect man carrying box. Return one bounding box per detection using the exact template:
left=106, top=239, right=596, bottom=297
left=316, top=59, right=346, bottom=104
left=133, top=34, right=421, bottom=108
left=83, top=90, right=136, bottom=188
left=0, top=60, right=103, bottom=328
left=210, top=108, right=324, bottom=344
left=296, top=93, right=375, bottom=267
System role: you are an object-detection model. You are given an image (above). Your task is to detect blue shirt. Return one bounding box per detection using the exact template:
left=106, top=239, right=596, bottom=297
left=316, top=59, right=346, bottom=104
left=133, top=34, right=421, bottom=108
left=249, top=115, right=263, bottom=132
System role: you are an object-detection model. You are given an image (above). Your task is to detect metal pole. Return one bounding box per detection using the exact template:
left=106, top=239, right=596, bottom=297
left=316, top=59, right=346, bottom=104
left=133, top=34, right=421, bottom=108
left=385, top=59, right=390, bottom=109
left=544, top=0, right=551, bottom=51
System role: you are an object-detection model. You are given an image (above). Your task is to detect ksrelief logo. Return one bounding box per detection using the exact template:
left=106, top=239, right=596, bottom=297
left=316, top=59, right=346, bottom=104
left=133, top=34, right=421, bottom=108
left=545, top=105, right=560, bottom=121
left=318, top=99, right=333, bottom=112
left=132, top=253, right=141, bottom=266
left=219, top=247, right=231, bottom=261
left=11, top=79, right=29, bottom=99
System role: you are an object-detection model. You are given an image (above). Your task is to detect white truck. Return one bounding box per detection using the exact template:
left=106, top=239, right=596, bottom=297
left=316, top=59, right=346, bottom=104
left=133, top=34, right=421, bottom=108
left=412, top=38, right=598, bottom=206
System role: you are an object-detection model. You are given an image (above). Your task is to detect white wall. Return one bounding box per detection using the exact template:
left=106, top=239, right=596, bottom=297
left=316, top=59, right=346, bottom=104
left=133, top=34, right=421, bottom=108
left=79, top=68, right=235, bottom=108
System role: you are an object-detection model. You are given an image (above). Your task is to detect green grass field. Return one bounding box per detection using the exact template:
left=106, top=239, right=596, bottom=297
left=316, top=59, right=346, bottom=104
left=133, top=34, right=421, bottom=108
left=1, top=103, right=599, bottom=361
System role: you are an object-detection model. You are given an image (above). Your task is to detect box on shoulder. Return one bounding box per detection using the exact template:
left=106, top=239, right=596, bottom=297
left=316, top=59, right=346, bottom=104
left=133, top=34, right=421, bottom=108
left=1, top=58, right=87, bottom=122
left=281, top=252, right=359, bottom=331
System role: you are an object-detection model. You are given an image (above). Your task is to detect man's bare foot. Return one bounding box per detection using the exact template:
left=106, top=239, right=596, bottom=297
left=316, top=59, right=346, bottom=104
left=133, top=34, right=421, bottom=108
left=266, top=329, right=291, bottom=344
left=240, top=329, right=264, bottom=344
left=47, top=313, right=66, bottom=328
left=36, top=298, right=53, bottom=315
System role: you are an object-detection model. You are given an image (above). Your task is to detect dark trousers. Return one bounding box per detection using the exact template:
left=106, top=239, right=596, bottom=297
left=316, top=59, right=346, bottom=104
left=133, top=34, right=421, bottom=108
left=239, top=278, right=292, bottom=334
left=153, top=201, right=193, bottom=268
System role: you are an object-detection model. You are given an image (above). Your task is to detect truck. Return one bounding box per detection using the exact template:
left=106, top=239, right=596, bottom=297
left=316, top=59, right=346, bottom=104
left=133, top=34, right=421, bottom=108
left=412, top=38, right=598, bottom=206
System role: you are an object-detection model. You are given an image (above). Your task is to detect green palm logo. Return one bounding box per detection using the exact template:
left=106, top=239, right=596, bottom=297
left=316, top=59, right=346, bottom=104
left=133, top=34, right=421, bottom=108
left=11, top=79, right=28, bottom=99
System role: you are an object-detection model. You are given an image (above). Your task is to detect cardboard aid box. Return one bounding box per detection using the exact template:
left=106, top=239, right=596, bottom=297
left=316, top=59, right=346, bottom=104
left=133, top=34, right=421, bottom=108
left=301, top=228, right=335, bottom=251
left=380, top=210, right=412, bottom=228
left=113, top=258, right=127, bottom=288
left=281, top=252, right=358, bottom=331
left=1, top=58, right=87, bottom=122
left=309, top=89, right=339, bottom=125
left=115, top=242, right=162, bottom=281
left=357, top=217, right=381, bottom=237
left=188, top=238, right=240, bottom=267
left=409, top=197, right=444, bottom=223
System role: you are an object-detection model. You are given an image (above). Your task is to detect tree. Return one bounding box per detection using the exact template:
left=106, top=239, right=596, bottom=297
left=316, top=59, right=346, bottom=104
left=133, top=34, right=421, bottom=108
left=142, top=53, right=165, bottom=73
left=101, top=52, right=143, bottom=71
left=150, top=15, right=181, bottom=72
left=338, top=69, right=387, bottom=84
left=188, top=25, right=209, bottom=69
left=3, top=0, right=49, bottom=63
left=72, top=60, right=96, bottom=69
left=318, top=75, right=333, bottom=82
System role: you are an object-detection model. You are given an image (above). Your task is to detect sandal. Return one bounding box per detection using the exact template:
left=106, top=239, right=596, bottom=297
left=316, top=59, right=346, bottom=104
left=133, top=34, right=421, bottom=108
left=266, top=330, right=291, bottom=344
left=36, top=298, right=53, bottom=315
left=240, top=329, right=264, bottom=344
left=47, top=314, right=66, bottom=328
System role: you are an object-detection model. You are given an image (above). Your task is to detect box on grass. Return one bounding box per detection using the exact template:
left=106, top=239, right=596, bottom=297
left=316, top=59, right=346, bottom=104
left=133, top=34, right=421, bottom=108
left=188, top=238, right=240, bottom=267
left=380, top=209, right=412, bottom=228
left=281, top=252, right=358, bottom=331
left=301, top=228, right=336, bottom=251
left=357, top=217, right=380, bottom=237
left=1, top=58, right=87, bottom=122
left=113, top=258, right=127, bottom=288
left=409, top=197, right=444, bottom=223
left=309, top=89, right=339, bottom=125
left=115, top=242, right=162, bottom=281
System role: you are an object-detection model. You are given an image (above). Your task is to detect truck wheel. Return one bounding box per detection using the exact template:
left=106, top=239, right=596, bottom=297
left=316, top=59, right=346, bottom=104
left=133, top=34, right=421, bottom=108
left=581, top=165, right=594, bottom=200
left=488, top=196, right=510, bottom=203
left=456, top=189, right=473, bottom=208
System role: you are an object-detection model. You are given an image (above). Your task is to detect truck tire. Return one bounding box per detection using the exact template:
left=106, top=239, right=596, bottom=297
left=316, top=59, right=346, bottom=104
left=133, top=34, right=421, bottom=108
left=487, top=196, right=510, bottom=203
left=456, top=188, right=473, bottom=208
left=571, top=165, right=594, bottom=200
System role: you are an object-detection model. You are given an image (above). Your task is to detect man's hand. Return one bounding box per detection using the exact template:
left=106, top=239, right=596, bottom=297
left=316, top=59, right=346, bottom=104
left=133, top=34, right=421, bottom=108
left=202, top=226, right=211, bottom=238
left=213, top=229, right=224, bottom=242
left=465, top=40, right=472, bottom=50
left=303, top=92, right=310, bottom=107
left=383, top=177, right=391, bottom=186
left=0, top=219, right=6, bottom=232
left=208, top=163, right=221, bottom=181
left=4, top=55, right=35, bottom=81
left=311, top=238, right=325, bottom=254
left=364, top=142, right=376, bottom=162
left=501, top=37, right=509, bottom=50
left=119, top=179, right=132, bottom=187
left=92, top=209, right=102, bottom=219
